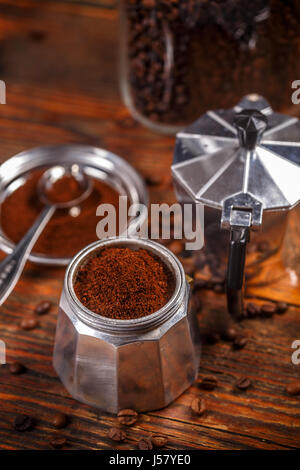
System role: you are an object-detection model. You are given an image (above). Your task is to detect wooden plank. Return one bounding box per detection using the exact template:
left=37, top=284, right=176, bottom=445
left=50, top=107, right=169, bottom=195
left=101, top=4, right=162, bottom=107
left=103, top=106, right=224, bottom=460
left=0, top=0, right=299, bottom=450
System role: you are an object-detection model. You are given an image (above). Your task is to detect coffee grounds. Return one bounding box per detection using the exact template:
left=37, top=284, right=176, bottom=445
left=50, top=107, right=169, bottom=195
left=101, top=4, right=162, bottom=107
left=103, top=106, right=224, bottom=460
left=74, top=247, right=174, bottom=319
left=46, top=175, right=83, bottom=204
left=1, top=169, right=120, bottom=258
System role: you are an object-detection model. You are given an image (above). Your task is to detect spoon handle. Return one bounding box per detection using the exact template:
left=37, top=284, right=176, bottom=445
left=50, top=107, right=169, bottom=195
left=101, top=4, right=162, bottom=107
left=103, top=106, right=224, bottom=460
left=0, top=205, right=55, bottom=306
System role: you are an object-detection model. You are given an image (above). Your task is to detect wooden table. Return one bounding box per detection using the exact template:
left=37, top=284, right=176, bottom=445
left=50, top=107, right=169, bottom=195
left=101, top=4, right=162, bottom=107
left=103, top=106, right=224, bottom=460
left=0, top=0, right=299, bottom=450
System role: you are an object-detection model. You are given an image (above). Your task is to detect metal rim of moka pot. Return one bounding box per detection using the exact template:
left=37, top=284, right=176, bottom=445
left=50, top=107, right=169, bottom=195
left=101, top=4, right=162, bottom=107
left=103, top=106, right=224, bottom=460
left=172, top=94, right=300, bottom=320
left=65, top=236, right=187, bottom=335
left=0, top=144, right=149, bottom=266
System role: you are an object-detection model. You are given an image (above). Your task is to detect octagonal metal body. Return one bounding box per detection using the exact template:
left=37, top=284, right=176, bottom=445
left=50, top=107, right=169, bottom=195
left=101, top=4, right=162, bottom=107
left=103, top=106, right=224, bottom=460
left=53, top=238, right=201, bottom=413
left=172, top=95, right=300, bottom=266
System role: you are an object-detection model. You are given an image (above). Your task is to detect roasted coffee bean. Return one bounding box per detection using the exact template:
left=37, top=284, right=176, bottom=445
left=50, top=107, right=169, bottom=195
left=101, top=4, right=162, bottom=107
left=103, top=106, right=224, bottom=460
left=204, top=333, right=220, bottom=345
left=233, top=336, right=248, bottom=350
left=138, top=437, right=153, bottom=450
left=13, top=414, right=34, bottom=432
left=246, top=302, right=260, bottom=317
left=108, top=427, right=127, bottom=442
left=168, top=240, right=183, bottom=256
left=28, top=30, right=47, bottom=42
left=260, top=303, right=277, bottom=317
left=35, top=301, right=52, bottom=315
left=145, top=174, right=163, bottom=186
left=9, top=361, right=25, bottom=375
left=20, top=317, right=38, bottom=330
left=117, top=409, right=138, bottom=426
left=191, top=397, right=206, bottom=415
left=151, top=435, right=168, bottom=448
left=52, top=413, right=68, bottom=429
left=257, top=240, right=270, bottom=252
left=276, top=302, right=288, bottom=314
left=286, top=381, right=300, bottom=396
left=222, top=327, right=238, bottom=341
left=199, top=375, right=218, bottom=390
left=235, top=377, right=252, bottom=390
left=50, top=436, right=66, bottom=449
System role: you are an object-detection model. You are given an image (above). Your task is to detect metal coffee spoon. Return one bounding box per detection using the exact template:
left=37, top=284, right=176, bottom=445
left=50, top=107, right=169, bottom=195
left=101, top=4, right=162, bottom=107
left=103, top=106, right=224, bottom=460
left=0, top=165, right=92, bottom=306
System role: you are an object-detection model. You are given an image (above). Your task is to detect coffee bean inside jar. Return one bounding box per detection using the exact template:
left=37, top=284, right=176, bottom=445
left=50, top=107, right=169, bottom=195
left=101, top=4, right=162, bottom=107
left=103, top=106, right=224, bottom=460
left=120, top=0, right=300, bottom=133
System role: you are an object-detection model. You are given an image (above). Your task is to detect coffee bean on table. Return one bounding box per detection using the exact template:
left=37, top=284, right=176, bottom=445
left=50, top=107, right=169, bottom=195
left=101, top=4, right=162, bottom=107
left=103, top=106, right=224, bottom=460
left=50, top=436, right=67, bottom=449
left=168, top=240, right=183, bottom=256
left=199, top=375, right=218, bottom=390
left=246, top=302, right=260, bottom=317
left=151, top=435, right=168, bottom=448
left=35, top=301, right=52, bottom=315
left=13, top=414, right=34, bottom=432
left=108, top=427, right=127, bottom=442
left=117, top=409, right=138, bottom=426
left=257, top=240, right=270, bottom=252
left=235, top=377, right=252, bottom=391
left=204, top=333, right=220, bottom=345
left=145, top=174, right=163, bottom=186
left=260, top=303, right=277, bottom=316
left=191, top=397, right=206, bottom=415
left=233, top=336, right=248, bottom=350
left=138, top=437, right=153, bottom=450
left=286, top=381, right=300, bottom=396
left=276, top=302, right=288, bottom=314
left=9, top=361, right=25, bottom=375
left=222, top=327, right=238, bottom=341
left=20, top=317, right=38, bottom=330
left=52, top=412, right=68, bottom=429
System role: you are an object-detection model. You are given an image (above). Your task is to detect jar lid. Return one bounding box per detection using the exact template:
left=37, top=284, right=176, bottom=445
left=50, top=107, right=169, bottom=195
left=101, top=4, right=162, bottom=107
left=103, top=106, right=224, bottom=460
left=0, top=145, right=149, bottom=265
left=172, top=95, right=300, bottom=229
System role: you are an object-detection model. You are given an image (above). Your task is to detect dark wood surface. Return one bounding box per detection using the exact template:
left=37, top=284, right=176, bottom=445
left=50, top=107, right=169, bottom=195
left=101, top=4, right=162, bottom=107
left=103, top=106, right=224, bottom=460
left=0, top=0, right=299, bottom=450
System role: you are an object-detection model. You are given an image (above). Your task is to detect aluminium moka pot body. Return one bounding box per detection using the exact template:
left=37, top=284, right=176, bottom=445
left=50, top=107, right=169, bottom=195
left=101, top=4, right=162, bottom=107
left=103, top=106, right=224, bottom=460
left=53, top=237, right=201, bottom=413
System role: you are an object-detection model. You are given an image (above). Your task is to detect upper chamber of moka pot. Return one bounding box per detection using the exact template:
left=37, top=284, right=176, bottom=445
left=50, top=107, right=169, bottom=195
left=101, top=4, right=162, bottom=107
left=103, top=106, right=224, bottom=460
left=172, top=95, right=300, bottom=318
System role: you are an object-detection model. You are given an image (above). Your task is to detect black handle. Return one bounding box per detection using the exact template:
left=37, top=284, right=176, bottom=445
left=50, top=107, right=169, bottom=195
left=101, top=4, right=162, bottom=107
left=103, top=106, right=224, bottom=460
left=234, top=109, right=267, bottom=150
left=226, top=226, right=250, bottom=319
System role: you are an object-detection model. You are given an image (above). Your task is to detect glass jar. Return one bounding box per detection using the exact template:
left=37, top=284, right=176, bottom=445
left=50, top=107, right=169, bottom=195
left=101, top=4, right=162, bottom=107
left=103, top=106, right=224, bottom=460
left=119, top=0, right=300, bottom=134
